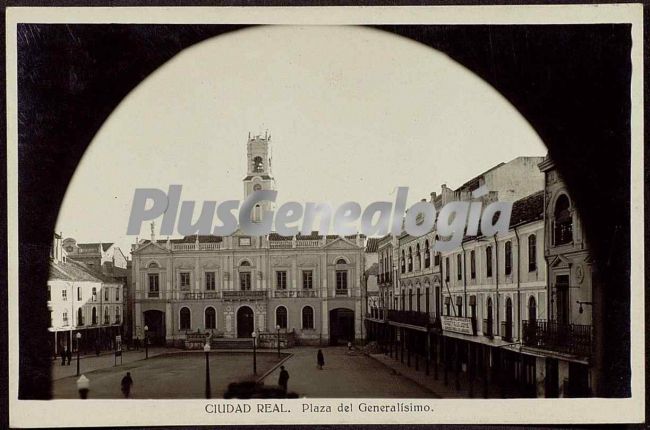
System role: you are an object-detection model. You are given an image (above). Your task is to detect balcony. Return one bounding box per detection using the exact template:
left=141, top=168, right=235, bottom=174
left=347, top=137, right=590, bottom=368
left=297, top=290, right=318, bottom=298
left=147, top=291, right=160, bottom=298
left=335, top=289, right=349, bottom=297
left=222, top=290, right=267, bottom=301
left=387, top=310, right=435, bottom=327
left=501, top=320, right=513, bottom=342
left=483, top=319, right=494, bottom=338
left=522, top=319, right=592, bottom=357
left=182, top=292, right=221, bottom=300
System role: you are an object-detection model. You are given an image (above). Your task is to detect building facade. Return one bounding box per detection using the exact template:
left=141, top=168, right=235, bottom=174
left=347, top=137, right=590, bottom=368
left=131, top=133, right=365, bottom=347
left=48, top=234, right=124, bottom=356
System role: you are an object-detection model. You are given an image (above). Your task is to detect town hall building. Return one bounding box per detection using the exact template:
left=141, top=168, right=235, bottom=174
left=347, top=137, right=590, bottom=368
left=131, top=133, right=365, bottom=347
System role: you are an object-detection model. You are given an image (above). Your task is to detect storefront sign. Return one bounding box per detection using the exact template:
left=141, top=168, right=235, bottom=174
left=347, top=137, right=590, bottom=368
left=440, top=316, right=475, bottom=335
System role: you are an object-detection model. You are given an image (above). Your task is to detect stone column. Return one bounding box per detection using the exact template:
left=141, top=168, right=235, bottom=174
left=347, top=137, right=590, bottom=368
left=165, top=302, right=173, bottom=345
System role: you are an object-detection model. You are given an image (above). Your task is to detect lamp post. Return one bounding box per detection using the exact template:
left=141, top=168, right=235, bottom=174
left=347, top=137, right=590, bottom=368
left=144, top=325, right=149, bottom=359
left=251, top=331, right=258, bottom=375
left=76, top=374, right=89, bottom=399
left=204, top=342, right=211, bottom=399
left=75, top=332, right=82, bottom=376
left=276, top=325, right=281, bottom=359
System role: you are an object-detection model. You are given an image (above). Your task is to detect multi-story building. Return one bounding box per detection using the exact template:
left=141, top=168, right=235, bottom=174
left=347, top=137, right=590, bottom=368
left=131, top=133, right=365, bottom=347
left=63, top=238, right=128, bottom=271
left=48, top=234, right=124, bottom=356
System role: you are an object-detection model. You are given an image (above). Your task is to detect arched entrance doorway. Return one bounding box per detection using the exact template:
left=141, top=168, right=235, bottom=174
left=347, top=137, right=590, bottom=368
left=237, top=306, right=254, bottom=338
left=329, top=308, right=354, bottom=345
left=143, top=310, right=165, bottom=346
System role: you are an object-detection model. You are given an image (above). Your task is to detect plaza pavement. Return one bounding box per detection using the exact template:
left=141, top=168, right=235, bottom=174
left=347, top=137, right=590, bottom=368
left=260, top=346, right=434, bottom=398
left=51, top=350, right=285, bottom=399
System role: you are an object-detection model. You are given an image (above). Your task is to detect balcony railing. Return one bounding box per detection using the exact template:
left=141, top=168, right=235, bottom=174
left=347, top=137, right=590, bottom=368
left=368, top=308, right=386, bottom=320
left=183, top=292, right=221, bottom=300
left=335, top=289, right=349, bottom=296
left=172, top=242, right=222, bottom=251
left=483, top=319, right=494, bottom=338
left=501, top=320, right=513, bottom=342
left=297, top=290, right=318, bottom=298
left=522, top=319, right=592, bottom=357
left=148, top=291, right=160, bottom=298
left=222, top=290, right=267, bottom=301
left=387, top=310, right=435, bottom=327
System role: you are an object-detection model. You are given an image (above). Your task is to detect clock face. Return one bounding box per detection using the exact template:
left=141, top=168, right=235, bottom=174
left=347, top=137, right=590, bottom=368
left=253, top=184, right=262, bottom=191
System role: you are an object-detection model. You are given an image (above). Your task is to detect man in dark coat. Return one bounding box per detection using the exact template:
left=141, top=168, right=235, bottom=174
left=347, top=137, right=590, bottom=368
left=60, top=347, right=67, bottom=366
left=317, top=349, right=325, bottom=370
left=278, top=366, right=289, bottom=393
left=121, top=372, right=134, bottom=398
left=66, top=348, right=72, bottom=365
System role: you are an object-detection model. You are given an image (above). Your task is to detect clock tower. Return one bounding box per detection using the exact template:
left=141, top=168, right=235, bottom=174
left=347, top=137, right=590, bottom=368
left=243, top=131, right=275, bottom=222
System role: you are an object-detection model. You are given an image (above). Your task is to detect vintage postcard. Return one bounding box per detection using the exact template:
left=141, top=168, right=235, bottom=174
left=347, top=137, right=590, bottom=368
left=5, top=4, right=645, bottom=427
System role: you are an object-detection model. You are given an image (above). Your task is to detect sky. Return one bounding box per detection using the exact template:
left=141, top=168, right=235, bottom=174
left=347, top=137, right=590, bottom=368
left=55, top=25, right=546, bottom=255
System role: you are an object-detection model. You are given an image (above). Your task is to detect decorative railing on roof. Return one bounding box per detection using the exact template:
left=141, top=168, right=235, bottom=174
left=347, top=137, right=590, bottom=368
left=172, top=242, right=222, bottom=251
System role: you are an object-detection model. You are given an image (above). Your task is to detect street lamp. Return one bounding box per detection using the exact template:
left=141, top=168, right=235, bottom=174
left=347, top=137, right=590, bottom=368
left=204, top=342, right=211, bottom=399
left=251, top=331, right=257, bottom=375
left=76, top=374, right=89, bottom=399
left=276, top=325, right=281, bottom=359
left=144, top=325, right=149, bottom=359
left=75, top=332, right=82, bottom=376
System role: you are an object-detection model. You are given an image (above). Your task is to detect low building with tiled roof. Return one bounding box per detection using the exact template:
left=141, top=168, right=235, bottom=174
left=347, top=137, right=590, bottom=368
left=62, top=237, right=128, bottom=271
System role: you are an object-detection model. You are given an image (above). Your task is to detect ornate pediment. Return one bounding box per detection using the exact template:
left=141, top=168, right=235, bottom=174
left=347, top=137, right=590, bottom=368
left=549, top=254, right=571, bottom=268
left=323, top=236, right=361, bottom=250
left=133, top=241, right=170, bottom=255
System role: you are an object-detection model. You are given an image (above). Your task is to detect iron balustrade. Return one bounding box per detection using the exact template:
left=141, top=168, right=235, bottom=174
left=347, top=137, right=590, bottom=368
left=147, top=291, right=160, bottom=298
left=483, top=319, right=494, bottom=338
left=387, top=310, right=435, bottom=327
left=501, top=320, right=513, bottom=341
left=183, top=292, right=221, bottom=300
left=522, top=319, right=592, bottom=357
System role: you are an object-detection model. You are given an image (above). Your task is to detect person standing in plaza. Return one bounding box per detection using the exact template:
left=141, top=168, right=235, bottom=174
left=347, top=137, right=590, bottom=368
left=317, top=349, right=325, bottom=370
left=60, top=347, right=67, bottom=366
left=66, top=347, right=72, bottom=365
left=121, top=372, right=133, bottom=398
left=278, top=366, right=289, bottom=393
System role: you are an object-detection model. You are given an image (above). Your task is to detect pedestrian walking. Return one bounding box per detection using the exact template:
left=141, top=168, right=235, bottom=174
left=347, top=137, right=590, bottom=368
left=60, top=347, right=67, bottom=366
left=278, top=366, right=289, bottom=393
left=66, top=348, right=72, bottom=365
left=347, top=341, right=352, bottom=351
left=317, top=349, right=325, bottom=370
left=121, top=372, right=134, bottom=398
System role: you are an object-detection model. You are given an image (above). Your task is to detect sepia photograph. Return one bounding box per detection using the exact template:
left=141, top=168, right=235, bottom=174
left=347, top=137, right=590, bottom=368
left=5, top=4, right=645, bottom=427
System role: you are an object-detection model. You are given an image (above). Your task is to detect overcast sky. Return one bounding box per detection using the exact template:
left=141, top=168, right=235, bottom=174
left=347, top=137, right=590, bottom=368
left=56, top=25, right=546, bottom=255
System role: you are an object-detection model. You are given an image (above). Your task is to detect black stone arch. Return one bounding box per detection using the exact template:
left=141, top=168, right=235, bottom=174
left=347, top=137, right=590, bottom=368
left=17, top=23, right=631, bottom=399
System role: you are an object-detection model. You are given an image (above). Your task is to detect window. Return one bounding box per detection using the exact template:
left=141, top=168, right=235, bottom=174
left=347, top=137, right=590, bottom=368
left=408, top=247, right=413, bottom=272
left=415, top=244, right=421, bottom=271
left=77, top=308, right=84, bottom=326
left=276, top=271, right=287, bottom=290
left=528, top=235, right=537, bottom=272
left=528, top=296, right=537, bottom=322
left=47, top=286, right=51, bottom=301
left=205, top=307, right=216, bottom=329
left=457, top=254, right=462, bottom=280
left=180, top=307, right=191, bottom=330
left=148, top=274, right=159, bottom=297
left=62, top=311, right=69, bottom=326
left=424, top=240, right=431, bottom=268
left=180, top=272, right=191, bottom=290
left=456, top=296, right=463, bottom=317
left=104, top=307, right=109, bottom=324
left=408, top=289, right=413, bottom=311
left=104, top=288, right=109, bottom=301
left=554, top=194, right=573, bottom=245
left=62, top=289, right=67, bottom=301
left=240, top=272, right=251, bottom=291
left=486, top=246, right=493, bottom=278
left=116, top=287, right=120, bottom=301
left=445, top=258, right=450, bottom=282
left=470, top=250, right=476, bottom=279
left=416, top=288, right=421, bottom=312
left=276, top=306, right=288, bottom=329
left=336, top=270, right=348, bottom=292
left=115, top=307, right=120, bottom=323
left=401, top=250, right=405, bottom=274
left=401, top=292, right=405, bottom=310
left=91, top=307, right=97, bottom=325
left=92, top=287, right=97, bottom=301
left=505, top=241, right=512, bottom=276
left=336, top=258, right=347, bottom=265
left=253, top=156, right=264, bottom=172
left=434, top=253, right=440, bottom=267
left=302, top=306, right=314, bottom=329
left=425, top=288, right=430, bottom=314
left=205, top=272, right=216, bottom=291
left=302, top=270, right=313, bottom=289
left=445, top=297, right=450, bottom=316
